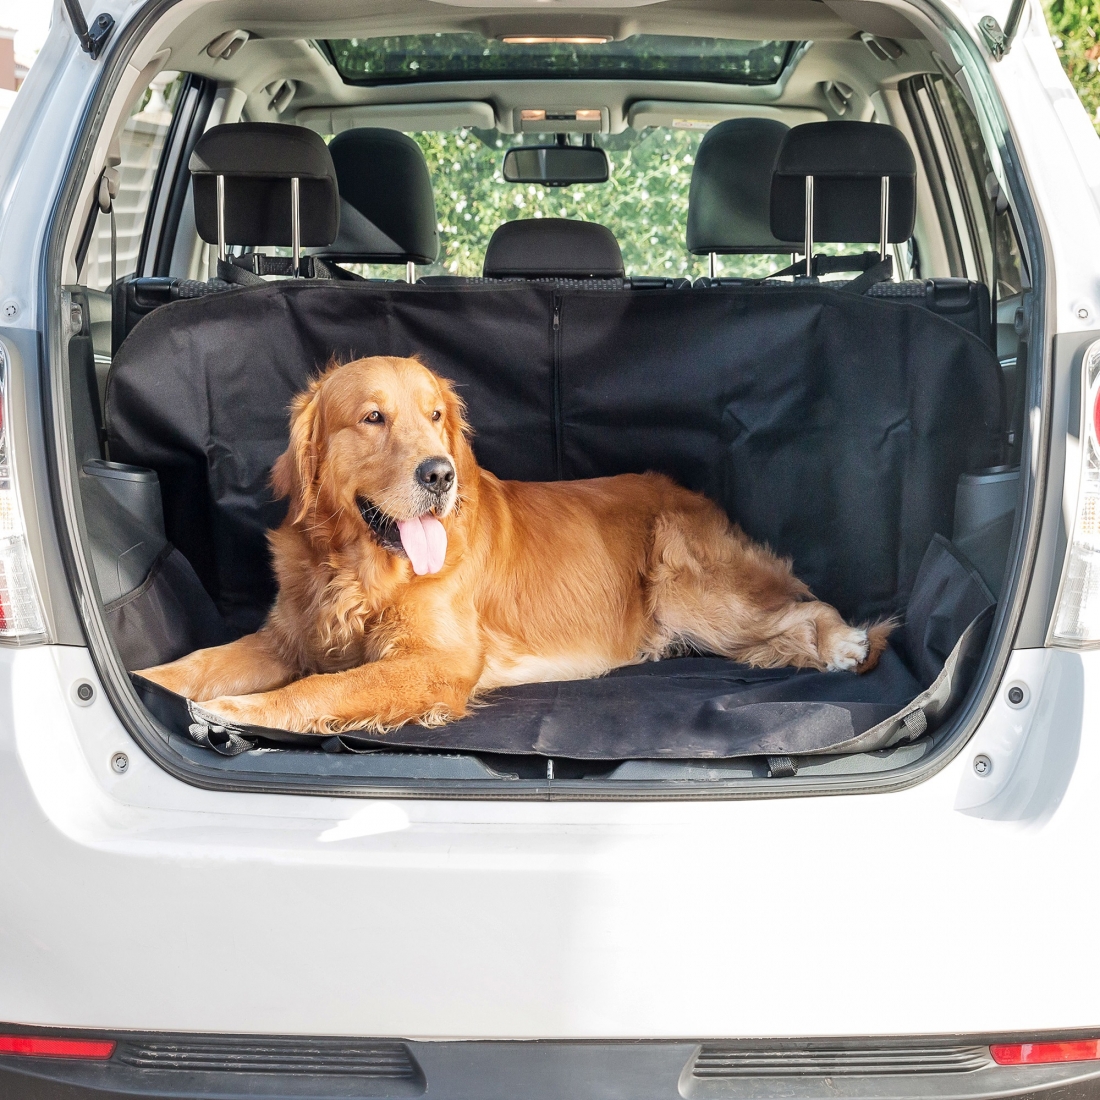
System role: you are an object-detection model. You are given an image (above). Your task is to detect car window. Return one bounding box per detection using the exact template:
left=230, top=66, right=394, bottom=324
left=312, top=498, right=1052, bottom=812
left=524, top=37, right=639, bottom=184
left=79, top=71, right=184, bottom=291
left=938, top=78, right=1026, bottom=302
left=325, top=34, right=795, bottom=87
left=902, top=73, right=1025, bottom=296
left=350, top=127, right=793, bottom=281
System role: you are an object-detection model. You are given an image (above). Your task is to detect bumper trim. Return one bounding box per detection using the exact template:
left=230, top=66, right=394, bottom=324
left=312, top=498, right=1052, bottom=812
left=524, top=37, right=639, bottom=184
left=3, top=1026, right=1100, bottom=1100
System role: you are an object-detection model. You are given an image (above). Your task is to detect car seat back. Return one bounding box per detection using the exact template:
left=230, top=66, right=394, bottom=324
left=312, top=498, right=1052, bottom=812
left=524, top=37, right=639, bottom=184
left=106, top=280, right=1005, bottom=635
left=317, top=127, right=439, bottom=280
left=687, top=117, right=800, bottom=282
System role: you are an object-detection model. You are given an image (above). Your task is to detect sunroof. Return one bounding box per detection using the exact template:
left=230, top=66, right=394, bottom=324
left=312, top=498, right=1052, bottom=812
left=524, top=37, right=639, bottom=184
left=324, top=34, right=795, bottom=86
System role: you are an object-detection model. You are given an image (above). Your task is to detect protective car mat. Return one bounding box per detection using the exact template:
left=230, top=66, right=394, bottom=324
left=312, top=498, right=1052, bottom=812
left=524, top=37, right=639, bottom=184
left=132, top=535, right=995, bottom=761
left=135, top=649, right=921, bottom=759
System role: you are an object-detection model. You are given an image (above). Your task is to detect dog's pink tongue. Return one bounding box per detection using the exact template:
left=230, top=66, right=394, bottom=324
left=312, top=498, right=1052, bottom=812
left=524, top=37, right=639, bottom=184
left=397, top=515, right=448, bottom=576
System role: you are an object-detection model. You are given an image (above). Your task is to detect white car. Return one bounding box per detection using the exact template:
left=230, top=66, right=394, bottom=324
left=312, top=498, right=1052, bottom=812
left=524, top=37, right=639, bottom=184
left=0, top=0, right=1098, bottom=1094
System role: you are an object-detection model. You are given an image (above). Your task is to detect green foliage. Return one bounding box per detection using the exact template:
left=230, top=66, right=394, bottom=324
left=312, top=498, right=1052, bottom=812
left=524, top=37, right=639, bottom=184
left=1045, top=0, right=1100, bottom=130
left=410, top=128, right=782, bottom=279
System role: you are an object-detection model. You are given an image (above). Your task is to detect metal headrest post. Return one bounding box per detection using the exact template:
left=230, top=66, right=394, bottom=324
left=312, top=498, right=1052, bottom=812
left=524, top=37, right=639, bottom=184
left=708, top=252, right=717, bottom=280
left=290, top=176, right=301, bottom=278
left=804, top=175, right=814, bottom=277
left=406, top=261, right=416, bottom=284
left=216, top=174, right=226, bottom=264
left=879, top=175, right=890, bottom=262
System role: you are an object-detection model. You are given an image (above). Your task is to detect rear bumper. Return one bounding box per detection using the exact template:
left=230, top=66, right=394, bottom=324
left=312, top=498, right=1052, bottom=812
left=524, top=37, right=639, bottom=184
left=3, top=1031, right=1100, bottom=1100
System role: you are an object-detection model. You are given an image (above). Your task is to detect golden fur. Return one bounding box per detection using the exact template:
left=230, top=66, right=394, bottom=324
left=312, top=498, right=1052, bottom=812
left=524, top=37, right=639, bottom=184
left=141, top=356, right=891, bottom=734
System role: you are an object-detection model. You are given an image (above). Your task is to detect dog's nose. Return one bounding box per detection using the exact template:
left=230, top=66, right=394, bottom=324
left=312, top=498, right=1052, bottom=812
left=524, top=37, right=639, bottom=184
left=416, top=456, right=455, bottom=494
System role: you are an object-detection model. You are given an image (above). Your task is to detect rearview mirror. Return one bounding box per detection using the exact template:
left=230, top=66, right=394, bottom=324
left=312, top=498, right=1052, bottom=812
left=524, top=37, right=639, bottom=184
left=502, top=145, right=610, bottom=186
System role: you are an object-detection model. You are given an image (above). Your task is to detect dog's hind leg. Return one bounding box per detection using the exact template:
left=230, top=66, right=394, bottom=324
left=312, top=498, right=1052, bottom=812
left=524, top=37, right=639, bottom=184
left=645, top=510, right=891, bottom=673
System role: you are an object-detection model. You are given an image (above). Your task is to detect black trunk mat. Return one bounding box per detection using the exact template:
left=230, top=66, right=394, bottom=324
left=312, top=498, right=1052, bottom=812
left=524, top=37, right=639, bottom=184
left=134, top=535, right=996, bottom=762
left=136, top=647, right=922, bottom=760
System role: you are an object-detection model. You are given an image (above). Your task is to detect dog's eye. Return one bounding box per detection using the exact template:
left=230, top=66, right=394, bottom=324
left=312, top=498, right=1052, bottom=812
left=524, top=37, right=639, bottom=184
left=432, top=410, right=442, bottom=422
left=362, top=410, right=383, bottom=424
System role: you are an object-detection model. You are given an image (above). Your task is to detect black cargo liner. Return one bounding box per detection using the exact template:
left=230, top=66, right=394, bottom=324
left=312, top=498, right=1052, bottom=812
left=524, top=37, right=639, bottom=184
left=96, top=280, right=1006, bottom=764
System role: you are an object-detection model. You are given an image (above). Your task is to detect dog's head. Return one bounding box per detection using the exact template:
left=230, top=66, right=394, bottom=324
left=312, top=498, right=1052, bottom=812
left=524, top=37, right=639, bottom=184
left=272, top=356, right=474, bottom=574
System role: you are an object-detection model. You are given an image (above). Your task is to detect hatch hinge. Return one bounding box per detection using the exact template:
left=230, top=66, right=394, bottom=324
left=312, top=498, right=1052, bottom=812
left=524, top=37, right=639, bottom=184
left=979, top=0, right=1027, bottom=61
left=62, top=0, right=115, bottom=60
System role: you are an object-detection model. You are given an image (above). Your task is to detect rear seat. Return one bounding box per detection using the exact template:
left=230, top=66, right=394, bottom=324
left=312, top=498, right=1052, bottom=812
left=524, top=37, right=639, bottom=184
left=768, top=120, right=993, bottom=346
left=686, top=117, right=801, bottom=283
left=100, top=115, right=1006, bottom=658
left=106, top=277, right=1004, bottom=645
left=116, top=122, right=341, bottom=347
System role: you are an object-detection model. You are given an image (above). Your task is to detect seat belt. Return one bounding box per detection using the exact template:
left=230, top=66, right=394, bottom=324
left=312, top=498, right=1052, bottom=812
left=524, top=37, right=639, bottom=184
left=766, top=251, right=887, bottom=281
left=841, top=256, right=894, bottom=295
left=217, top=253, right=339, bottom=285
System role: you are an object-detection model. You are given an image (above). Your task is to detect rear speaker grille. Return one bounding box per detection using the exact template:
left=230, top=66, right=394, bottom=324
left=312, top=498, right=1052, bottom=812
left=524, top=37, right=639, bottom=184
left=115, top=1037, right=421, bottom=1078
left=692, top=1043, right=990, bottom=1077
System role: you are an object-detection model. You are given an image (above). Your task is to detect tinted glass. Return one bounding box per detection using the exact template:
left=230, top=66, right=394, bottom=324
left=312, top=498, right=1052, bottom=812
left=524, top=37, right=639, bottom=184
left=326, top=34, right=794, bottom=86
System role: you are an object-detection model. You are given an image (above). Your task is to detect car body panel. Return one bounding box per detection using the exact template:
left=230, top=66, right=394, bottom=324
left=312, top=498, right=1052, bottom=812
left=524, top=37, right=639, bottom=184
left=0, top=645, right=1095, bottom=1036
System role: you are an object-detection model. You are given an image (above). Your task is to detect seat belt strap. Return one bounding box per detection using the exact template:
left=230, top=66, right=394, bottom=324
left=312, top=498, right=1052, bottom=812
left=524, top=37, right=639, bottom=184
left=842, top=256, right=893, bottom=295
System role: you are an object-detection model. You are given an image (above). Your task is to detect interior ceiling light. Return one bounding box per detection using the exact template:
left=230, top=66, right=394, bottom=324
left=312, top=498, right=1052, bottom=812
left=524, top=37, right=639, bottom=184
left=500, top=35, right=613, bottom=44
left=520, top=108, right=602, bottom=122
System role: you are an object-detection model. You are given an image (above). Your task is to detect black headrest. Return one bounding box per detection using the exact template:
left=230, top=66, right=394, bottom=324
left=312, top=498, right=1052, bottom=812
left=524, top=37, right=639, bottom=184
left=483, top=219, right=624, bottom=278
left=321, top=128, right=439, bottom=266
left=770, top=121, right=916, bottom=244
left=687, top=118, right=800, bottom=255
left=190, top=123, right=339, bottom=248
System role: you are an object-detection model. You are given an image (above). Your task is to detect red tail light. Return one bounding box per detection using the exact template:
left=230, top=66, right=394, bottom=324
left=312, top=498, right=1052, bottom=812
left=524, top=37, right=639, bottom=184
left=0, top=1035, right=115, bottom=1059
left=990, top=1040, right=1100, bottom=1065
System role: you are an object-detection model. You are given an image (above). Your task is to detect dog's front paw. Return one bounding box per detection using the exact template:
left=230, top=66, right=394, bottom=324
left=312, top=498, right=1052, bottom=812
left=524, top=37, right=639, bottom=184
left=821, top=626, right=869, bottom=672
left=198, top=694, right=270, bottom=728
left=199, top=693, right=326, bottom=734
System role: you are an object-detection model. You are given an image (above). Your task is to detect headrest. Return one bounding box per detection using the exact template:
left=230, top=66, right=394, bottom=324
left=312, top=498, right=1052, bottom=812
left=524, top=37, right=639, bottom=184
left=686, top=118, right=801, bottom=255
left=190, top=123, right=339, bottom=248
left=483, top=219, right=624, bottom=278
left=770, top=121, right=917, bottom=244
left=321, top=128, right=439, bottom=266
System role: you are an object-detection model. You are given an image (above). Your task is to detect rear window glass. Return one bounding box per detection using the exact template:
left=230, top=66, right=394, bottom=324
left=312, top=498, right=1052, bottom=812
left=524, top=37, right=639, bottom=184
left=325, top=34, right=795, bottom=86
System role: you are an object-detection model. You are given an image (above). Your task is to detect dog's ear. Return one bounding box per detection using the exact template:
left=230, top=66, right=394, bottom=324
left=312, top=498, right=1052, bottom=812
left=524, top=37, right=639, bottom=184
left=271, top=379, right=324, bottom=524
left=439, top=376, right=477, bottom=485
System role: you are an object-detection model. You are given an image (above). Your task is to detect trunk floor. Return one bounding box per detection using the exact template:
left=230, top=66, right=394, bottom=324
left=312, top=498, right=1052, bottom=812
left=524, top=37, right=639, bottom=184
left=136, top=647, right=921, bottom=760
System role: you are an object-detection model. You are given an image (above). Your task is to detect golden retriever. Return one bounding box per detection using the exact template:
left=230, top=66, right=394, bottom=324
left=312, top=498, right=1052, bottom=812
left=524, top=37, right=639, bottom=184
left=140, top=355, right=889, bottom=734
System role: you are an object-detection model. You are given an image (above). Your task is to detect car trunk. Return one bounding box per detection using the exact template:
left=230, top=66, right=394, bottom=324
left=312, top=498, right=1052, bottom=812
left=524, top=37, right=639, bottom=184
left=65, top=274, right=1012, bottom=784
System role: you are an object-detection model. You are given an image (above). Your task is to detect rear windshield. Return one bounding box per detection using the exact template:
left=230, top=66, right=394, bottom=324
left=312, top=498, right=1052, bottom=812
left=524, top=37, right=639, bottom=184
left=324, top=34, right=795, bottom=86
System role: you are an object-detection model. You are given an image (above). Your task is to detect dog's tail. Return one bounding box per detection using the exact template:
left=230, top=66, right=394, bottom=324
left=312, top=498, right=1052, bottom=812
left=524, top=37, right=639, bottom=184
left=856, top=618, right=897, bottom=674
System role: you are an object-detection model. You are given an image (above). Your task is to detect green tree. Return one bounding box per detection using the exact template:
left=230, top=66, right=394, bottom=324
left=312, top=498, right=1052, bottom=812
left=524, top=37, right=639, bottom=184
left=1045, top=0, right=1100, bottom=131
left=410, top=128, right=782, bottom=279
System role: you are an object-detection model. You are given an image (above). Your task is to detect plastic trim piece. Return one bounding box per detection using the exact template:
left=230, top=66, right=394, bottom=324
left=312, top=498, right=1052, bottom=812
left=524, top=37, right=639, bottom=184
left=4, top=1026, right=1100, bottom=1100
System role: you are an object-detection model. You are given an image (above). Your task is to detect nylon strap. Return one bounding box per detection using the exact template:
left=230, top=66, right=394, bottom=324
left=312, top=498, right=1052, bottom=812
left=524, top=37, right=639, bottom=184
left=766, top=754, right=798, bottom=778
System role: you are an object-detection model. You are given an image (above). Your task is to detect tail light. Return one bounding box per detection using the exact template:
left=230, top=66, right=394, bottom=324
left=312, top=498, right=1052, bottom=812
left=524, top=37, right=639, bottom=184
left=0, top=344, right=46, bottom=643
left=0, top=1035, right=115, bottom=1058
left=1050, top=339, right=1100, bottom=645
left=990, top=1039, right=1100, bottom=1065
